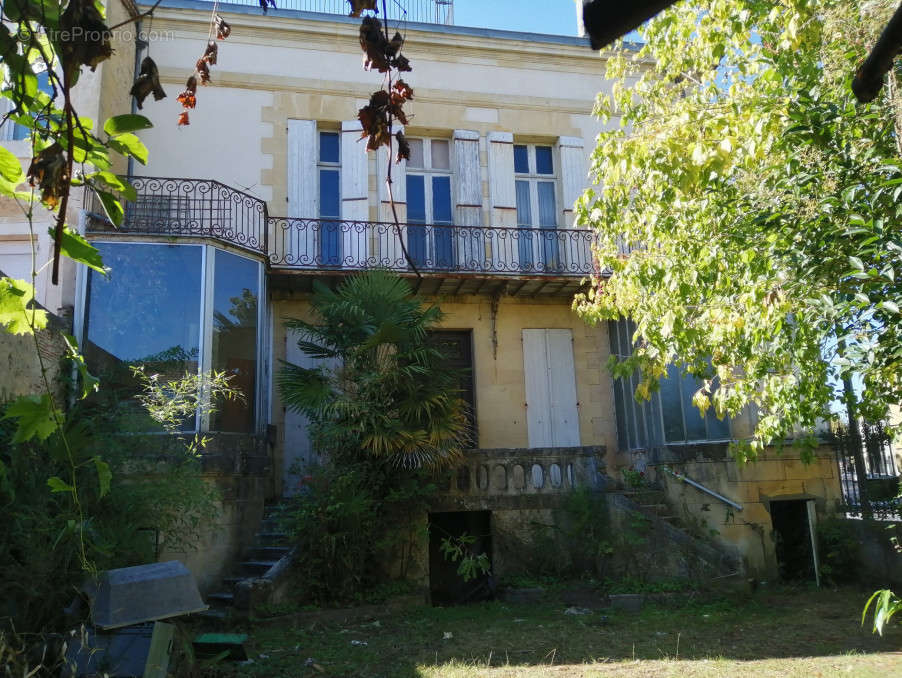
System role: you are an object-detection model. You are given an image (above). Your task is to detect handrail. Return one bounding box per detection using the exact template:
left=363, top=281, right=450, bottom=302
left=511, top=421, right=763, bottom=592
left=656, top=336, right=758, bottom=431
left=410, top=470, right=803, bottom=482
left=659, top=465, right=744, bottom=512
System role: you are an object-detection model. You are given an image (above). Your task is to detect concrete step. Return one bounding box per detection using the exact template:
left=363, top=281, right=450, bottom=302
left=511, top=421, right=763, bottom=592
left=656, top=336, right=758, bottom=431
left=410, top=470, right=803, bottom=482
left=196, top=608, right=229, bottom=623
left=256, top=531, right=289, bottom=544
left=222, top=576, right=244, bottom=591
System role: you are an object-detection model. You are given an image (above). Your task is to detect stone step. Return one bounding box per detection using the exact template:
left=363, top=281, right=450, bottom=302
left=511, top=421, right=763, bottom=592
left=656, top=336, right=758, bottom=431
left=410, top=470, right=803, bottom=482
left=207, top=592, right=235, bottom=606
left=240, top=560, right=279, bottom=576
left=222, top=576, right=244, bottom=590
left=250, top=545, right=291, bottom=560
left=256, top=531, right=289, bottom=544
left=196, top=608, right=229, bottom=623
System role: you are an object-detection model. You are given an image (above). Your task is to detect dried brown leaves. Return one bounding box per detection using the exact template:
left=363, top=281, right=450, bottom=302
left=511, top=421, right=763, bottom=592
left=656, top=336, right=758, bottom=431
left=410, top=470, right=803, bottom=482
left=27, top=143, right=69, bottom=208
left=179, top=15, right=231, bottom=125
left=130, top=57, right=166, bottom=110
left=348, top=0, right=379, bottom=18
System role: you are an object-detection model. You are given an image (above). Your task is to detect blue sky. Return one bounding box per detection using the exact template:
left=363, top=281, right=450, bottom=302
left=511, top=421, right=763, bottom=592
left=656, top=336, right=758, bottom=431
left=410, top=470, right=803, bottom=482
left=452, top=0, right=579, bottom=36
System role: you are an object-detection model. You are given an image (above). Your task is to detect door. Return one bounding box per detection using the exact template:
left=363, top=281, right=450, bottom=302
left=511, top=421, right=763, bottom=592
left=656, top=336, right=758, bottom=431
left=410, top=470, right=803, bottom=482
left=429, top=330, right=476, bottom=447
left=522, top=329, right=580, bottom=448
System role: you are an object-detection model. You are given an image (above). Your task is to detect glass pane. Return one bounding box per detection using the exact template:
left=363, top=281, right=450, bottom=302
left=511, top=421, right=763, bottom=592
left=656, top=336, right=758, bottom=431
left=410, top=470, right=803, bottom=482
left=319, top=169, right=340, bottom=218
left=537, top=182, right=556, bottom=226
left=407, top=174, right=426, bottom=222
left=680, top=370, right=707, bottom=440
left=515, top=180, right=531, bottom=226
left=613, top=378, right=629, bottom=451
left=431, top=139, right=450, bottom=169
left=407, top=138, right=425, bottom=168
left=211, top=250, right=258, bottom=433
left=514, top=145, right=529, bottom=174
left=319, top=131, right=339, bottom=163
left=706, top=408, right=731, bottom=440
left=660, top=364, right=685, bottom=443
left=536, top=146, right=554, bottom=174
left=84, top=243, right=202, bottom=432
left=432, top=175, right=452, bottom=224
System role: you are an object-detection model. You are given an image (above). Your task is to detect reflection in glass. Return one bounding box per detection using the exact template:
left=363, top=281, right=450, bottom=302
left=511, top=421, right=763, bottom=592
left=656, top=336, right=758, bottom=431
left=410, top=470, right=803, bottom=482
left=84, top=243, right=203, bottom=431
left=211, top=250, right=259, bottom=433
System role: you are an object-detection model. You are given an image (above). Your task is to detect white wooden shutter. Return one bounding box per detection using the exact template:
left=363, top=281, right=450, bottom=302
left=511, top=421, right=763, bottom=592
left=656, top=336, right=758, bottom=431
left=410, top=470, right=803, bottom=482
left=453, top=129, right=481, bottom=268
left=287, top=120, right=317, bottom=218
left=487, top=131, right=515, bottom=213
left=342, top=120, right=368, bottom=267
left=523, top=329, right=581, bottom=448
left=0, top=98, right=15, bottom=142
left=376, top=126, right=407, bottom=269
left=557, top=136, right=586, bottom=226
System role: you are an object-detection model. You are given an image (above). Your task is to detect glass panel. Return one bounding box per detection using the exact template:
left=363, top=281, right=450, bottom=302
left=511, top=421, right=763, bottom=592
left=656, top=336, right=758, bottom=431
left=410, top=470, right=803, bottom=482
left=432, top=176, right=454, bottom=270
left=319, top=170, right=340, bottom=265
left=407, top=138, right=425, bottom=169
left=319, top=169, right=340, bottom=218
left=84, top=243, right=202, bottom=432
left=407, top=175, right=427, bottom=266
left=211, top=250, right=258, bottom=433
left=407, top=174, right=426, bottom=222
left=706, top=408, right=731, bottom=440
left=537, top=181, right=558, bottom=270
left=613, top=378, right=629, bottom=451
left=431, top=139, right=450, bottom=169
left=12, top=71, right=51, bottom=140
left=680, top=371, right=707, bottom=440
left=514, top=144, right=529, bottom=174
left=319, top=131, right=339, bottom=163
left=515, top=180, right=533, bottom=270
left=660, top=364, right=685, bottom=443
left=536, top=146, right=554, bottom=174
left=432, top=176, right=452, bottom=223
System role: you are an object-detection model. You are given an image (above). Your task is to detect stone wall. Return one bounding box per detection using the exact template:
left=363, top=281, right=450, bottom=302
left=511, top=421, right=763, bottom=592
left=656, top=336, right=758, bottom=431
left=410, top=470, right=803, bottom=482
left=645, top=443, right=842, bottom=577
left=0, top=308, right=69, bottom=403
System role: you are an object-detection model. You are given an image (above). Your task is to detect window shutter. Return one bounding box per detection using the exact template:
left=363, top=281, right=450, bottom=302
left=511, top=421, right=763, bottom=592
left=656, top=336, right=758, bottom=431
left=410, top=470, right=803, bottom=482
left=342, top=120, right=368, bottom=267
left=376, top=126, right=406, bottom=268
left=557, top=136, right=586, bottom=227
left=453, top=130, right=481, bottom=226
left=287, top=120, right=317, bottom=218
left=487, top=131, right=515, bottom=220
left=0, top=98, right=14, bottom=142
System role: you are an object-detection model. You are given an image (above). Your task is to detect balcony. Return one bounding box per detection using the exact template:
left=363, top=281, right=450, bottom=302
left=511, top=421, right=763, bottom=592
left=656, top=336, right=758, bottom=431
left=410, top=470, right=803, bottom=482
left=178, top=0, right=455, bottom=24
left=84, top=177, right=599, bottom=298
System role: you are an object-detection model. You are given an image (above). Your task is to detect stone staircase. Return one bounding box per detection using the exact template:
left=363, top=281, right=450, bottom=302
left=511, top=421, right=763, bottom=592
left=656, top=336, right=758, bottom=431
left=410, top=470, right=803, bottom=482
left=201, top=505, right=291, bottom=621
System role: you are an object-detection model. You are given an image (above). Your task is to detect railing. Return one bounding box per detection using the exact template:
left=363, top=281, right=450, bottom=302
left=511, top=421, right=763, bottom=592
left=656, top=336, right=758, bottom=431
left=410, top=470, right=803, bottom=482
left=85, top=177, right=600, bottom=277
left=85, top=177, right=268, bottom=258
left=659, top=466, right=744, bottom=512
left=208, top=0, right=454, bottom=24
left=831, top=421, right=900, bottom=520
left=268, top=217, right=597, bottom=275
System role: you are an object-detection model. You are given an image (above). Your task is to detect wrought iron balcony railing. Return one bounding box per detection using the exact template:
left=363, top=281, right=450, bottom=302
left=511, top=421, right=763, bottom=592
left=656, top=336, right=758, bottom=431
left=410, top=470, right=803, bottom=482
left=268, top=216, right=597, bottom=275
left=196, top=0, right=454, bottom=24
left=85, top=176, right=600, bottom=278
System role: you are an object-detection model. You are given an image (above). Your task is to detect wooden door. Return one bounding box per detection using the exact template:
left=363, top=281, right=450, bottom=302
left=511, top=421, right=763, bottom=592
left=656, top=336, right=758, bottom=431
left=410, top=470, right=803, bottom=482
left=523, top=329, right=580, bottom=448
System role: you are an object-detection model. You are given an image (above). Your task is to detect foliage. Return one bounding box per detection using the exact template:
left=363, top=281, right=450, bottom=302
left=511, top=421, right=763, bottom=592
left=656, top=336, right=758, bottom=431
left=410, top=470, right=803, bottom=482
left=277, top=270, right=470, bottom=469
left=575, top=0, right=902, bottom=459
left=130, top=365, right=244, bottom=431
left=281, top=459, right=437, bottom=605
left=621, top=466, right=647, bottom=489
left=816, top=517, right=859, bottom=586
left=0, top=370, right=223, bottom=632
left=862, top=588, right=901, bottom=636
left=439, top=533, right=491, bottom=583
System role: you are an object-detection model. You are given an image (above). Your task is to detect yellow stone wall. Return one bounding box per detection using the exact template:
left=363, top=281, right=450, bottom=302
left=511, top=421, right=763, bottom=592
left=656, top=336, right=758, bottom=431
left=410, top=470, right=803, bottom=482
left=653, top=448, right=843, bottom=576
left=270, top=292, right=618, bottom=492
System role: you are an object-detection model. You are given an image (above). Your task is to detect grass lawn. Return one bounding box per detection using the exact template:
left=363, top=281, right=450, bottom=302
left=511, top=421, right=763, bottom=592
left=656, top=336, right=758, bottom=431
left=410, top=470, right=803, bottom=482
left=209, top=587, right=902, bottom=677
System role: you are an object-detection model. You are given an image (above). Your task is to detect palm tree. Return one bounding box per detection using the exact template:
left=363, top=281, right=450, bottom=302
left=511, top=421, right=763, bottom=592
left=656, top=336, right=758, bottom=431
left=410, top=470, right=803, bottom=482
left=277, top=270, right=470, bottom=469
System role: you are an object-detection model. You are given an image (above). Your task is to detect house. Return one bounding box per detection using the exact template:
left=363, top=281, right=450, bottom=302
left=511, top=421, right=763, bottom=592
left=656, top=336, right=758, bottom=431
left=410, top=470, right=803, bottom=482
left=0, top=0, right=846, bottom=597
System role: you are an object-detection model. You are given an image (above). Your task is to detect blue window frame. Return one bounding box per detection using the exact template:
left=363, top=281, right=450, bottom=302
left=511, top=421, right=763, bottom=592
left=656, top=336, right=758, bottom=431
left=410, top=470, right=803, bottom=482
left=318, top=131, right=341, bottom=266
left=514, top=144, right=559, bottom=272
left=405, top=138, right=454, bottom=270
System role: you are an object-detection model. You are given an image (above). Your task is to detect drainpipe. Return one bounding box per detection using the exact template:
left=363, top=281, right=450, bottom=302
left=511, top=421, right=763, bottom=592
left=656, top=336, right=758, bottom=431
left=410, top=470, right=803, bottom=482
left=128, top=21, right=148, bottom=180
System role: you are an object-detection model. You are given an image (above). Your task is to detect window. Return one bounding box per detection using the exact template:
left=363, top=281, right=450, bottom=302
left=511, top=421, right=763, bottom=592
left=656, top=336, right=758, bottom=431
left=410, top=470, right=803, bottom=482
left=318, top=130, right=341, bottom=266
left=514, top=143, right=559, bottom=271
left=406, top=138, right=454, bottom=269
left=608, top=319, right=731, bottom=451
left=82, top=242, right=263, bottom=434
left=0, top=71, right=52, bottom=142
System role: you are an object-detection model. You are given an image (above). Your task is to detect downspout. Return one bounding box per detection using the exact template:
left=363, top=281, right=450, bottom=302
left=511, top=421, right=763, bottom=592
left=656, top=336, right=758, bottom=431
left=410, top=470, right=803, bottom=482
left=128, top=20, right=147, bottom=180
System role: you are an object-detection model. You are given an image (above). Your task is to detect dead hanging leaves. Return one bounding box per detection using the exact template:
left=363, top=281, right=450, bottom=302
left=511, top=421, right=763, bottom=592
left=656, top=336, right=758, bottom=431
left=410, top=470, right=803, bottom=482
left=179, top=14, right=231, bottom=126
left=58, top=0, right=113, bottom=74
left=27, top=144, right=69, bottom=208
left=130, top=57, right=166, bottom=109
left=355, top=7, right=414, bottom=160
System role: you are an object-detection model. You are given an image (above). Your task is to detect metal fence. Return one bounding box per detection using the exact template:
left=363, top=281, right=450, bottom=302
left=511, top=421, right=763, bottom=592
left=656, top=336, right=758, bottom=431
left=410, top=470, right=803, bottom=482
left=268, top=216, right=598, bottom=276
left=832, top=421, right=900, bottom=519
left=212, top=0, right=454, bottom=24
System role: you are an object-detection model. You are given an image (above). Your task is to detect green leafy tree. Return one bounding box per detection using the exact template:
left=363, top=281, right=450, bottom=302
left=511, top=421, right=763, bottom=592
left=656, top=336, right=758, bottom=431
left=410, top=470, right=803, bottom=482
left=576, top=0, right=902, bottom=459
left=278, top=270, right=470, bottom=469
